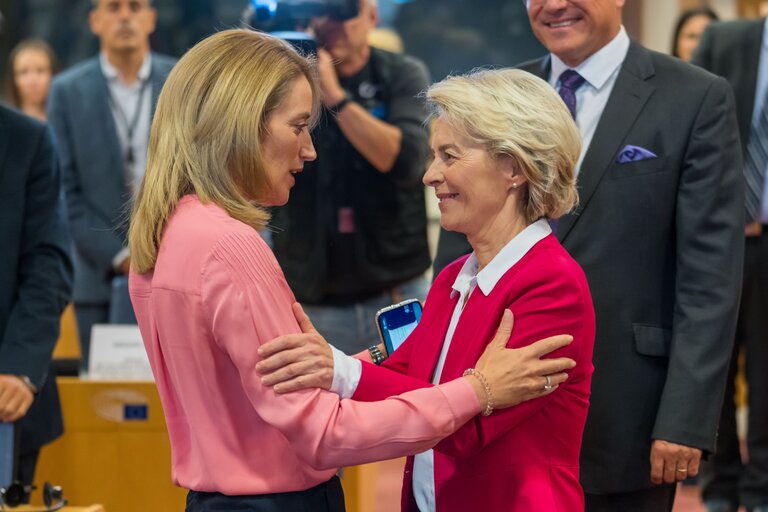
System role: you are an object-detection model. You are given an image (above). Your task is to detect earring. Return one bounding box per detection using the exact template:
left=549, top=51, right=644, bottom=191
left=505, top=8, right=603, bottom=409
left=512, top=182, right=518, bottom=189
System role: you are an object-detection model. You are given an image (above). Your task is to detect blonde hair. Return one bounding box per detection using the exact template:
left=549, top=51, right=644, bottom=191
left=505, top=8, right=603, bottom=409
left=129, top=29, right=319, bottom=274
left=425, top=68, right=581, bottom=222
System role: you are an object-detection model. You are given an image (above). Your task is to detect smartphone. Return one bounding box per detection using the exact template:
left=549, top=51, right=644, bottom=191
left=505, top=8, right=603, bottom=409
left=0, top=422, right=13, bottom=490
left=375, top=298, right=423, bottom=356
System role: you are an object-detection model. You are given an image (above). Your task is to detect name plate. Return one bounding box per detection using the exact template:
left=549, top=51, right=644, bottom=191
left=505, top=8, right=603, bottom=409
left=88, top=324, right=153, bottom=381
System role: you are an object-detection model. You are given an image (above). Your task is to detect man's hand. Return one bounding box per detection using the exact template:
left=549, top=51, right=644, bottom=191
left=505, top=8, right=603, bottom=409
left=650, top=439, right=702, bottom=484
left=255, top=303, right=334, bottom=393
left=745, top=221, right=763, bottom=237
left=317, top=49, right=347, bottom=108
left=118, top=256, right=131, bottom=275
left=0, top=375, right=34, bottom=422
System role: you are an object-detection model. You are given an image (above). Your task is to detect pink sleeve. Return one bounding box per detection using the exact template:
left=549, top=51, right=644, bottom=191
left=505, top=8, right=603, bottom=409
left=201, top=232, right=481, bottom=470
left=434, top=266, right=594, bottom=458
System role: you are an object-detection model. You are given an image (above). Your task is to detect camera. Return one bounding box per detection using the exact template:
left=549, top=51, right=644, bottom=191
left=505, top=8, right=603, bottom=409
left=244, top=0, right=359, bottom=36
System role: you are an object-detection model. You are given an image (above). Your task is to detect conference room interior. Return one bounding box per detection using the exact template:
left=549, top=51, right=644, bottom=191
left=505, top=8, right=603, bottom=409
left=0, top=0, right=763, bottom=510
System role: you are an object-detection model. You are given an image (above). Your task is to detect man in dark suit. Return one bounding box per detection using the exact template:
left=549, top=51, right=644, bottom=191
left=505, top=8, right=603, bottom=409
left=692, top=18, right=768, bottom=512
left=47, top=0, right=174, bottom=369
left=0, top=104, right=73, bottom=488
left=434, top=1, right=744, bottom=509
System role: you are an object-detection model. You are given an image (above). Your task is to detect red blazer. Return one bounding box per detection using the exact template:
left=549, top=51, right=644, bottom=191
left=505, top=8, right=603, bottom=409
left=353, top=234, right=595, bottom=511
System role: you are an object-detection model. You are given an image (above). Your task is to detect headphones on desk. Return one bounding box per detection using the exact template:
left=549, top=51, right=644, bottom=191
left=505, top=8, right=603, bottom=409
left=0, top=481, right=67, bottom=511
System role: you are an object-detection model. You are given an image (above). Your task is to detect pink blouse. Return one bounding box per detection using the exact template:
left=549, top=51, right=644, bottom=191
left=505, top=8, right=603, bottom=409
left=128, top=195, right=480, bottom=495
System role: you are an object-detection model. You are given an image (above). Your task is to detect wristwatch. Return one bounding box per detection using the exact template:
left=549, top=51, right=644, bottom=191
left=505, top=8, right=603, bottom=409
left=16, top=375, right=37, bottom=393
left=368, top=344, right=385, bottom=365
left=329, top=94, right=352, bottom=115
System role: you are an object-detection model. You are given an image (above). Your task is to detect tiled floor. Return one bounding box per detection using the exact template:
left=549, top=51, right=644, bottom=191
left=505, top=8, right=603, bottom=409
left=372, top=459, right=724, bottom=512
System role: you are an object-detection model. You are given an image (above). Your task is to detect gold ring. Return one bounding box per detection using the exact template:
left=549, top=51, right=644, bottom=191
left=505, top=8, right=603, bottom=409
left=676, top=468, right=688, bottom=473
left=544, top=375, right=553, bottom=391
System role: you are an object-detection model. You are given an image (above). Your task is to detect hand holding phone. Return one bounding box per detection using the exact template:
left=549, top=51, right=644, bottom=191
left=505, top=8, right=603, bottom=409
left=375, top=298, right=422, bottom=356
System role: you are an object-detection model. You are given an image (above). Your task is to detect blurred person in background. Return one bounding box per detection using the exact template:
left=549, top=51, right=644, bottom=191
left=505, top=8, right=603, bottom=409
left=0, top=93, right=72, bottom=496
left=433, top=0, right=744, bottom=509
left=257, top=68, right=596, bottom=512
left=270, top=0, right=432, bottom=355
left=5, top=39, right=58, bottom=122
left=0, top=9, right=72, bottom=494
left=693, top=18, right=768, bottom=512
left=46, top=0, right=175, bottom=370
left=127, top=28, right=577, bottom=512
left=672, top=7, right=719, bottom=62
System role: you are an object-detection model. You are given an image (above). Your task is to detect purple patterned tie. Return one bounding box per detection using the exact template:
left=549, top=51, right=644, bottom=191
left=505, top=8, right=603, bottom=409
left=549, top=70, right=585, bottom=235
left=557, top=69, right=585, bottom=119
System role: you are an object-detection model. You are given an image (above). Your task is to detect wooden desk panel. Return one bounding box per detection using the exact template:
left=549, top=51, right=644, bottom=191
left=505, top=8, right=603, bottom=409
left=34, top=378, right=375, bottom=512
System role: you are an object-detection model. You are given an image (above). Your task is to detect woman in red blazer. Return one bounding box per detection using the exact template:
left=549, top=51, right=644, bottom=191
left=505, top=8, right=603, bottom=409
left=259, top=68, right=595, bottom=511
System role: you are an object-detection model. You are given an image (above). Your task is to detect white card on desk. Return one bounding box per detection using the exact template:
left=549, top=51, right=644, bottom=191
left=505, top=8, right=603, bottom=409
left=88, top=324, right=153, bottom=381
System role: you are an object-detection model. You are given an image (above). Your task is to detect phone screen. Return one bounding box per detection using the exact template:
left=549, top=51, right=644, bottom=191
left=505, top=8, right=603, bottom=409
left=377, top=300, right=422, bottom=356
left=0, top=422, right=14, bottom=489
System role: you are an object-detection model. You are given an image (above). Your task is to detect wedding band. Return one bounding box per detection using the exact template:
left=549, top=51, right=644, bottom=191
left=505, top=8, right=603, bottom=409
left=544, top=375, right=553, bottom=391
left=676, top=468, right=688, bottom=473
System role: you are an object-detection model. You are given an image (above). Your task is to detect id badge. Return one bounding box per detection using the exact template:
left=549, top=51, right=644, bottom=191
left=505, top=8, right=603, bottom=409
left=338, top=207, right=355, bottom=234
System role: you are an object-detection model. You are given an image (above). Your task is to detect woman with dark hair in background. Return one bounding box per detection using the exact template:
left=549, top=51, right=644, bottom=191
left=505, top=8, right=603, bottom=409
left=6, top=39, right=58, bottom=121
left=672, top=7, right=719, bottom=62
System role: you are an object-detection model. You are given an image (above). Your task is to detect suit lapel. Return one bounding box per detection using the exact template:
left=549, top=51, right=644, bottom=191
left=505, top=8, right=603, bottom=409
left=737, top=21, right=763, bottom=146
left=557, top=43, right=656, bottom=242
left=0, top=114, right=8, bottom=186
left=150, top=53, right=165, bottom=117
left=84, top=60, right=123, bottom=163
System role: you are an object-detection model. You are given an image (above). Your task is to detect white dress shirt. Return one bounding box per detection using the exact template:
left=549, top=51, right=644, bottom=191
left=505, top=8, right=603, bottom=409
left=549, top=26, right=630, bottom=175
left=328, top=220, right=552, bottom=511
left=100, top=53, right=152, bottom=269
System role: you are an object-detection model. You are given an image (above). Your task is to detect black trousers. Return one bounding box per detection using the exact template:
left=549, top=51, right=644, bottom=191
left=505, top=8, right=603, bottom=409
left=185, top=476, right=345, bottom=512
left=700, top=230, right=768, bottom=510
left=585, top=485, right=677, bottom=512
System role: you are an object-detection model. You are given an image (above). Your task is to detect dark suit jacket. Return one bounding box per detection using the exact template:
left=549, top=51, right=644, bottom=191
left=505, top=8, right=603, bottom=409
left=693, top=18, right=764, bottom=155
left=47, top=53, right=175, bottom=305
left=0, top=105, right=73, bottom=453
left=433, top=42, right=744, bottom=493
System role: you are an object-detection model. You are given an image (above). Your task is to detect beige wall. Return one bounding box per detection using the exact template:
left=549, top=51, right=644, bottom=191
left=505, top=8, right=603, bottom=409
left=638, top=0, right=739, bottom=55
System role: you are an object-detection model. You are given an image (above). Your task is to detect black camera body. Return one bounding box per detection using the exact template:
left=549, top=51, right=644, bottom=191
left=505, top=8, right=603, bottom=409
left=246, top=0, right=359, bottom=32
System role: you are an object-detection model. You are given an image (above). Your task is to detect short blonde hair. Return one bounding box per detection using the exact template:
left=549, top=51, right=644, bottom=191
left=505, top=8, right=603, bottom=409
left=129, top=29, right=319, bottom=274
left=425, top=68, right=581, bottom=223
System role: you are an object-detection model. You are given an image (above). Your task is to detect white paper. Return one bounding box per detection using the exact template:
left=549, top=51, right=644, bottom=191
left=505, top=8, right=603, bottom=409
left=88, top=324, right=153, bottom=381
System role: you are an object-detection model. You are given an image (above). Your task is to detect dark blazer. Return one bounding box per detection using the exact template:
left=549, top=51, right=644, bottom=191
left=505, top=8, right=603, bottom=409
left=433, top=42, right=744, bottom=494
left=0, top=105, right=73, bottom=453
left=355, top=235, right=595, bottom=511
left=693, top=18, right=764, bottom=153
left=47, top=53, right=175, bottom=304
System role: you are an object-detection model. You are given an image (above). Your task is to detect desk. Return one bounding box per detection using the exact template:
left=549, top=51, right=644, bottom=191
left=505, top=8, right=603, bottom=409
left=14, top=506, right=104, bottom=512
left=34, top=378, right=376, bottom=512
left=33, top=379, right=186, bottom=512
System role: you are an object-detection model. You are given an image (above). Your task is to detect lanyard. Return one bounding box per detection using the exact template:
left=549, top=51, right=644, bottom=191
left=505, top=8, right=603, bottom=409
left=107, top=75, right=151, bottom=171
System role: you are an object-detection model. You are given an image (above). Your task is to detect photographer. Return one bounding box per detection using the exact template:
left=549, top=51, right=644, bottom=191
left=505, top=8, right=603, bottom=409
left=271, top=0, right=432, bottom=355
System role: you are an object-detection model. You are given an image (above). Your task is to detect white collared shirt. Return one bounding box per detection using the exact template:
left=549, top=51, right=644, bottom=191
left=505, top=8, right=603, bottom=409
left=752, top=18, right=768, bottom=223
left=101, top=53, right=152, bottom=268
left=330, top=221, right=552, bottom=510
left=330, top=221, right=551, bottom=511
left=411, top=219, right=551, bottom=512
left=550, top=26, right=630, bottom=175
left=99, top=52, right=152, bottom=189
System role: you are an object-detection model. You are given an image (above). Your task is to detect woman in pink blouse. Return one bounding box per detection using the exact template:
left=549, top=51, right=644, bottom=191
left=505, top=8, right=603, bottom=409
left=258, top=69, right=596, bottom=511
left=127, top=30, right=576, bottom=511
